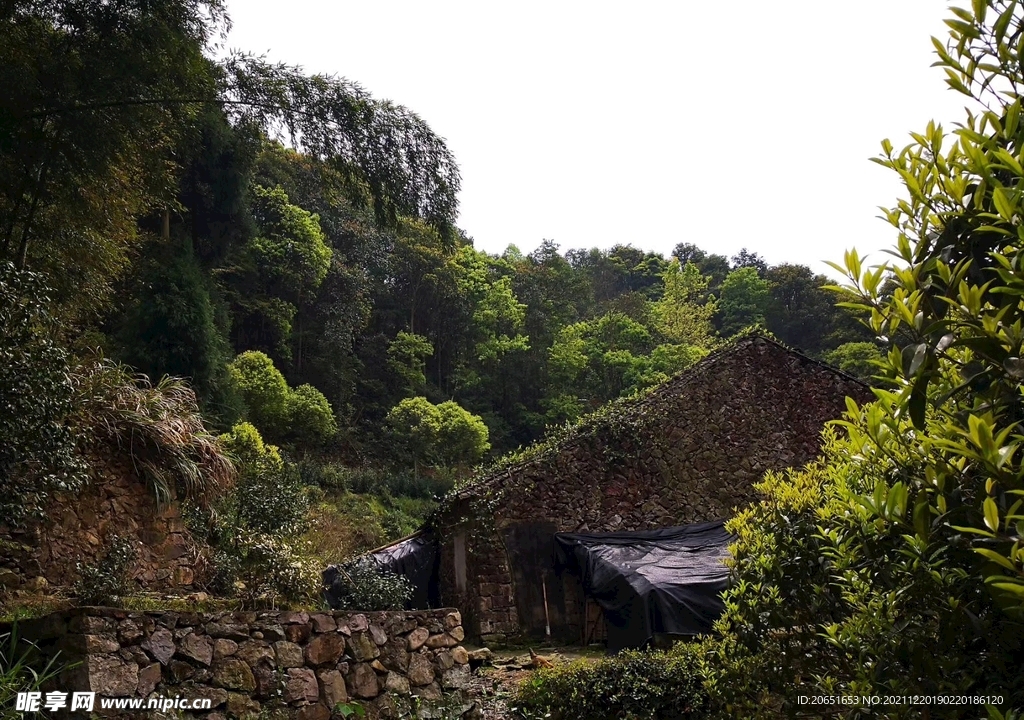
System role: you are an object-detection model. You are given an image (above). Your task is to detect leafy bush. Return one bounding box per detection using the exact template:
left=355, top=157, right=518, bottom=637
left=385, top=397, right=490, bottom=470
left=285, top=383, right=337, bottom=445
left=71, top=358, right=234, bottom=507
left=512, top=644, right=710, bottom=720
left=72, top=535, right=138, bottom=606
left=821, top=341, right=881, bottom=381
left=228, top=350, right=289, bottom=434
left=219, top=422, right=307, bottom=535
left=0, top=262, right=87, bottom=526
left=324, top=557, right=413, bottom=611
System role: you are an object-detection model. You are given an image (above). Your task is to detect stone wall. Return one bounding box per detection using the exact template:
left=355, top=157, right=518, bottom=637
left=435, top=336, right=873, bottom=642
left=10, top=606, right=472, bottom=719
left=0, top=455, right=196, bottom=596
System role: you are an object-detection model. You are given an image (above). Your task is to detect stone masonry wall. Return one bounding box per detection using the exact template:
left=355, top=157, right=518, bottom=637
left=437, top=337, right=873, bottom=641
left=10, top=607, right=471, bottom=719
left=0, top=455, right=195, bottom=595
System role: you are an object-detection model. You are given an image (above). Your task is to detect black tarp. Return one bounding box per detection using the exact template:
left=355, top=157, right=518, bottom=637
left=553, top=520, right=731, bottom=652
left=323, top=529, right=441, bottom=610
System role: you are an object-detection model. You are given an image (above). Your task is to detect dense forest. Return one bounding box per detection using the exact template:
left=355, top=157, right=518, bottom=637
left=4, top=1, right=1024, bottom=718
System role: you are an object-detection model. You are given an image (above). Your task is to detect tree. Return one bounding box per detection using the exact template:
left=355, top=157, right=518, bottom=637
left=716, top=267, right=771, bottom=336
left=763, top=263, right=839, bottom=354
left=650, top=260, right=718, bottom=348
left=285, top=384, right=337, bottom=446
left=821, top=341, right=882, bottom=381
left=385, top=396, right=489, bottom=472
left=708, top=3, right=1024, bottom=714
left=730, top=247, right=768, bottom=276
left=387, top=332, right=434, bottom=396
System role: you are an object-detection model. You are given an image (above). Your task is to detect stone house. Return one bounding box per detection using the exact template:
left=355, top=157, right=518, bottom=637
left=430, top=335, right=872, bottom=644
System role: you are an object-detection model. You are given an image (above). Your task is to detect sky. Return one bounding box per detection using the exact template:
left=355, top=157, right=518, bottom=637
left=221, top=1, right=971, bottom=277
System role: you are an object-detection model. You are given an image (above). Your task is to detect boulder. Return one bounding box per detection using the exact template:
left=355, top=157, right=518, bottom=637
left=273, top=641, right=305, bottom=668
left=141, top=628, right=175, bottom=665
left=347, top=663, right=379, bottom=699
left=178, top=632, right=213, bottom=666
left=406, top=627, right=429, bottom=652
left=317, top=668, right=348, bottom=707
left=406, top=653, right=434, bottom=687
left=304, top=633, right=345, bottom=666
left=211, top=658, right=255, bottom=692
left=213, top=638, right=238, bottom=661
left=348, top=632, right=379, bottom=661
left=283, top=667, right=318, bottom=704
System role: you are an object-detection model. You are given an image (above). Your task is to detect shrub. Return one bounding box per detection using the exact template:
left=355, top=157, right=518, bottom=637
left=228, top=350, right=289, bottom=435
left=385, top=397, right=490, bottom=471
left=324, top=557, right=413, bottom=611
left=286, top=383, right=337, bottom=445
left=0, top=262, right=87, bottom=526
left=512, top=643, right=710, bottom=720
left=72, top=535, right=138, bottom=607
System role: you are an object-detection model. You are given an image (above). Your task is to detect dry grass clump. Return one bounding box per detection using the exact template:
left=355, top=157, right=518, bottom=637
left=70, top=357, right=234, bottom=507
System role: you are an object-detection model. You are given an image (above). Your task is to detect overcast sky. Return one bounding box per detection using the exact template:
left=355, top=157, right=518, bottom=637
left=222, top=1, right=970, bottom=276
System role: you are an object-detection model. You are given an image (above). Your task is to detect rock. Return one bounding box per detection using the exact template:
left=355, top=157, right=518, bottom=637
left=118, top=619, right=143, bottom=644
left=205, top=623, right=249, bottom=641
left=61, top=633, right=119, bottom=654
left=371, top=659, right=388, bottom=673
left=69, top=615, right=115, bottom=634
left=253, top=665, right=278, bottom=699
left=336, top=623, right=351, bottom=637
left=385, top=671, right=410, bottom=696
left=213, top=638, right=238, bottom=660
left=449, top=626, right=465, bottom=642
left=467, top=648, right=492, bottom=665
left=178, top=632, right=213, bottom=666
left=442, top=665, right=470, bottom=690
left=349, top=614, right=368, bottom=632
left=273, top=640, right=305, bottom=668
left=0, top=569, right=22, bottom=590
left=444, top=611, right=461, bottom=630
left=284, top=667, right=319, bottom=704
left=137, top=663, right=161, bottom=696
left=310, top=614, right=337, bottom=633
left=235, top=640, right=273, bottom=668
left=259, top=625, right=286, bottom=642
left=284, top=623, right=311, bottom=644
left=412, top=681, right=442, bottom=701
left=84, top=655, right=139, bottom=696
left=348, top=632, right=379, bottom=661
left=452, top=646, right=469, bottom=665
left=347, top=663, right=379, bottom=699
left=407, top=653, right=434, bottom=686
left=380, top=637, right=410, bottom=673
left=296, top=703, right=331, bottom=720
left=406, top=627, right=429, bottom=652
left=369, top=624, right=387, bottom=646
left=142, top=628, right=175, bottom=665
left=435, top=651, right=454, bottom=671
left=305, top=633, right=345, bottom=666
left=169, top=660, right=195, bottom=683
left=318, top=669, right=348, bottom=707
left=226, top=693, right=260, bottom=717
left=189, top=685, right=229, bottom=708
left=424, top=633, right=456, bottom=649
left=211, top=657, right=256, bottom=692
left=279, top=611, right=310, bottom=625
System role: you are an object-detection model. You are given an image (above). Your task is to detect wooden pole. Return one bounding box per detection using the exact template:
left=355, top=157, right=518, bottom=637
left=541, top=576, right=551, bottom=638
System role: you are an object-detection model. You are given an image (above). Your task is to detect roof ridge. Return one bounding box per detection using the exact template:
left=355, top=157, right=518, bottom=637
left=447, top=333, right=864, bottom=500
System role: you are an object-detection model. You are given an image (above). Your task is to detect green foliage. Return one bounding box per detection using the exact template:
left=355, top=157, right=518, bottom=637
left=716, top=267, right=771, bottom=337
left=285, top=384, right=337, bottom=445
left=228, top=350, right=290, bottom=435
left=512, top=644, right=710, bottom=720
left=822, top=341, right=882, bottom=381
left=708, top=5, right=1024, bottom=716
left=387, top=332, right=434, bottom=395
left=249, top=185, right=331, bottom=291
left=385, top=397, right=490, bottom=470
left=0, top=262, right=86, bottom=526
left=0, top=624, right=65, bottom=720
left=72, top=358, right=234, bottom=507
left=113, top=243, right=240, bottom=427
left=218, top=423, right=306, bottom=535
left=328, top=557, right=413, bottom=611
left=651, top=260, right=718, bottom=348
left=72, top=536, right=138, bottom=607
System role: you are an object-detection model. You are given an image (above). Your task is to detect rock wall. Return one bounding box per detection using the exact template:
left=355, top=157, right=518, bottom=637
left=436, top=337, right=873, bottom=642
left=0, top=455, right=195, bottom=596
left=10, top=607, right=472, bottom=719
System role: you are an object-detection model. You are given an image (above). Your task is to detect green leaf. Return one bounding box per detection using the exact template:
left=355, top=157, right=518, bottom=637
left=913, top=492, right=931, bottom=540
left=992, top=186, right=1015, bottom=221
left=976, top=548, right=1016, bottom=570
left=984, top=497, right=1000, bottom=532
left=909, top=373, right=929, bottom=430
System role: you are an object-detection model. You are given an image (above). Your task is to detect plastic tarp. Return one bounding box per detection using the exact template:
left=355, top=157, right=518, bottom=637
left=553, top=520, right=731, bottom=652
left=323, top=530, right=441, bottom=610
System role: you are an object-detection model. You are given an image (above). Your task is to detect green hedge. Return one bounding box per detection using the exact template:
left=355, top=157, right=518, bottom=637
left=511, top=644, right=710, bottom=720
